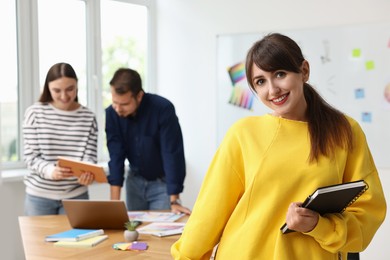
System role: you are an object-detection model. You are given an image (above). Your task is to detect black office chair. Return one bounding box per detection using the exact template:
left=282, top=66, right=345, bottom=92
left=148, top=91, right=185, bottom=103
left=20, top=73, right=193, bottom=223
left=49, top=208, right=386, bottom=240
left=347, top=253, right=359, bottom=260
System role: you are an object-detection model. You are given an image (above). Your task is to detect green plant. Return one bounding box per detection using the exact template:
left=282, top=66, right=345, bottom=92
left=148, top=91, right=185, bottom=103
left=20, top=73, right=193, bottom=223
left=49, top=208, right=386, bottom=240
left=124, top=220, right=140, bottom=231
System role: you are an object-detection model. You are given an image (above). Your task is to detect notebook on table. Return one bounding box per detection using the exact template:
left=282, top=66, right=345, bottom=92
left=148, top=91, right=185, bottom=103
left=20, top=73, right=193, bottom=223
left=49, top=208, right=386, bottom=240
left=62, top=200, right=129, bottom=230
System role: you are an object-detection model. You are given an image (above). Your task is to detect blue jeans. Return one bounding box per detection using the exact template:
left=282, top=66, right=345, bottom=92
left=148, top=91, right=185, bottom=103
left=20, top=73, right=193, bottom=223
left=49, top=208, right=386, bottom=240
left=125, top=171, right=170, bottom=211
left=24, top=192, right=89, bottom=216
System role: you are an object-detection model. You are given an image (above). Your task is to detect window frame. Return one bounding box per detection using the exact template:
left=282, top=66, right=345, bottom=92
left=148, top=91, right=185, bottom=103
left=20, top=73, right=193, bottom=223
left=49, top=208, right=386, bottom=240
left=2, top=0, right=155, bottom=175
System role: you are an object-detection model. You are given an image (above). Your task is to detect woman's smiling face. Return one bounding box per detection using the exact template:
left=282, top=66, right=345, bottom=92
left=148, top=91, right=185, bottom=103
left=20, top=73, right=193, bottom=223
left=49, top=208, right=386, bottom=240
left=251, top=60, right=310, bottom=121
left=48, top=77, right=78, bottom=111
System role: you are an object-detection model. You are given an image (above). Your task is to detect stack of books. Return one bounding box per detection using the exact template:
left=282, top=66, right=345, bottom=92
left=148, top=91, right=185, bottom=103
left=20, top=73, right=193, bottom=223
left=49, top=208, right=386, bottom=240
left=45, top=228, right=108, bottom=248
left=137, top=222, right=186, bottom=237
left=126, top=211, right=187, bottom=237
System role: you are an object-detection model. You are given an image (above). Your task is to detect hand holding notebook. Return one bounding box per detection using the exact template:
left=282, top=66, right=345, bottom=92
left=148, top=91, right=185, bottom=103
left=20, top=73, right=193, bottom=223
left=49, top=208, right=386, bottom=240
left=281, top=180, right=368, bottom=234
left=57, top=157, right=107, bottom=183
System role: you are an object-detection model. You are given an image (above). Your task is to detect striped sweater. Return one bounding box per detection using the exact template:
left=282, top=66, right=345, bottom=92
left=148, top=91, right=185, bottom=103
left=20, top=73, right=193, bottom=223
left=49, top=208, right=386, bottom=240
left=23, top=102, right=98, bottom=200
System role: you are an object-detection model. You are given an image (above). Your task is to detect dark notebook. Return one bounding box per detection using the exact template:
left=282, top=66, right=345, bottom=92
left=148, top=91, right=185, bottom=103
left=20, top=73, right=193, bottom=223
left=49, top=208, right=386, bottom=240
left=281, top=180, right=368, bottom=234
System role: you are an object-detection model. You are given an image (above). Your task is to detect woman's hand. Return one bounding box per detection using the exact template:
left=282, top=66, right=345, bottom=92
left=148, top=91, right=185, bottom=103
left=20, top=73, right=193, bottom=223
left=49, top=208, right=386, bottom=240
left=285, top=202, right=319, bottom=233
left=78, top=172, right=95, bottom=186
left=52, top=165, right=74, bottom=180
left=52, top=165, right=94, bottom=186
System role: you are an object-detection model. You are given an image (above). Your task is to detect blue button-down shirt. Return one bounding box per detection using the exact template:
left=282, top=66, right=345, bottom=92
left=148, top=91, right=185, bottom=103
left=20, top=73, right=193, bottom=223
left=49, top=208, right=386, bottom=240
left=105, top=93, right=186, bottom=195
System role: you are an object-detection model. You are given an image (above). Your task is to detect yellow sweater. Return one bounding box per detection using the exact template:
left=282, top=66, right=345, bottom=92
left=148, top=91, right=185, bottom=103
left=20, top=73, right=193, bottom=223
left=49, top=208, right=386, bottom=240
left=172, top=114, right=386, bottom=260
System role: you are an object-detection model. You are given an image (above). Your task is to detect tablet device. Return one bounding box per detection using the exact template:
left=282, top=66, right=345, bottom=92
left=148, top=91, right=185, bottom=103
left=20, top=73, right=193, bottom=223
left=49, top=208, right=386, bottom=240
left=57, top=157, right=108, bottom=183
left=62, top=200, right=129, bottom=229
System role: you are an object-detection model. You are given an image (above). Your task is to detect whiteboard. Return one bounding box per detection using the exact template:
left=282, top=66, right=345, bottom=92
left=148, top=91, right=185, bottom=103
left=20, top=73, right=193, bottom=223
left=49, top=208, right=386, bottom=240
left=217, top=23, right=390, bottom=168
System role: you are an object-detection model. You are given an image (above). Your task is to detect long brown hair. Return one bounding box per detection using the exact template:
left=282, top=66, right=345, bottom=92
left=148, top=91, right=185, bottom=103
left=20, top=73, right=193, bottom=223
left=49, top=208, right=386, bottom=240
left=245, top=33, right=353, bottom=162
left=39, top=62, right=78, bottom=103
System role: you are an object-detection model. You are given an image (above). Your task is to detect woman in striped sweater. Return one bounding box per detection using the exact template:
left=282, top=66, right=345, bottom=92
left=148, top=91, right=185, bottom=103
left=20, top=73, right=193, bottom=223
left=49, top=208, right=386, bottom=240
left=23, top=62, right=98, bottom=216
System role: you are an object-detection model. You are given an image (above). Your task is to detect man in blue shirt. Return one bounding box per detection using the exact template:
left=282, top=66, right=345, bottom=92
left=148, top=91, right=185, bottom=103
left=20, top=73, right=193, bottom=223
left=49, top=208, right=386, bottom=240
left=105, top=68, right=191, bottom=214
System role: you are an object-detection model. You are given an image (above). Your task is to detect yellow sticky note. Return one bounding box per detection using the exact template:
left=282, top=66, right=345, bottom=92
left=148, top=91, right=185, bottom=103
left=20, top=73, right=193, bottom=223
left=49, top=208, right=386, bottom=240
left=365, top=60, right=375, bottom=70
left=352, top=48, right=361, bottom=58
left=117, top=243, right=131, bottom=250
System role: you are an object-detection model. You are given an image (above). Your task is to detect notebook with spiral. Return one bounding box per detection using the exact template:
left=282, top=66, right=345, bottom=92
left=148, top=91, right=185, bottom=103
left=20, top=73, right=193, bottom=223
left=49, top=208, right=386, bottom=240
left=281, top=180, right=368, bottom=234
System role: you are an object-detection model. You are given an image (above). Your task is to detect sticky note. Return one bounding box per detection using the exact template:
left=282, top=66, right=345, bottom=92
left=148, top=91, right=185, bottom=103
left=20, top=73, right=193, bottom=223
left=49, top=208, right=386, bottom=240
left=365, top=60, right=375, bottom=70
left=352, top=48, right=361, bottom=58
left=362, top=112, right=372, bottom=123
left=131, top=241, right=148, bottom=250
left=355, top=88, right=365, bottom=99
left=112, top=242, right=131, bottom=251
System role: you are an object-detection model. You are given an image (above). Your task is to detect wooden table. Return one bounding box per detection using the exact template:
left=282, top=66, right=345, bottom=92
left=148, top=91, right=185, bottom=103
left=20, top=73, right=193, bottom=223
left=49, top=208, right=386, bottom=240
left=19, top=214, right=187, bottom=260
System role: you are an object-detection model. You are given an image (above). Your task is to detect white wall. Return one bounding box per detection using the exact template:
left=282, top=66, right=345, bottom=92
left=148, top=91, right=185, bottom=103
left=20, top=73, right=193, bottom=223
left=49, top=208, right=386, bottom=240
left=155, top=0, right=390, bottom=259
left=0, top=181, right=25, bottom=260
left=2, top=1, right=390, bottom=259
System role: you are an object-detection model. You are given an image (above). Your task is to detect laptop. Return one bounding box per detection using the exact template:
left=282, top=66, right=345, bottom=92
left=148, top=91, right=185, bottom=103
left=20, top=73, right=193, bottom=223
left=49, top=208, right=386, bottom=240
left=62, top=199, right=129, bottom=229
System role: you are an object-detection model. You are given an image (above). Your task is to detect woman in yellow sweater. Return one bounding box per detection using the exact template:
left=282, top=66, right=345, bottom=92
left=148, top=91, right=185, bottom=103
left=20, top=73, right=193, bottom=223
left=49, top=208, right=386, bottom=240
left=171, top=33, right=386, bottom=260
